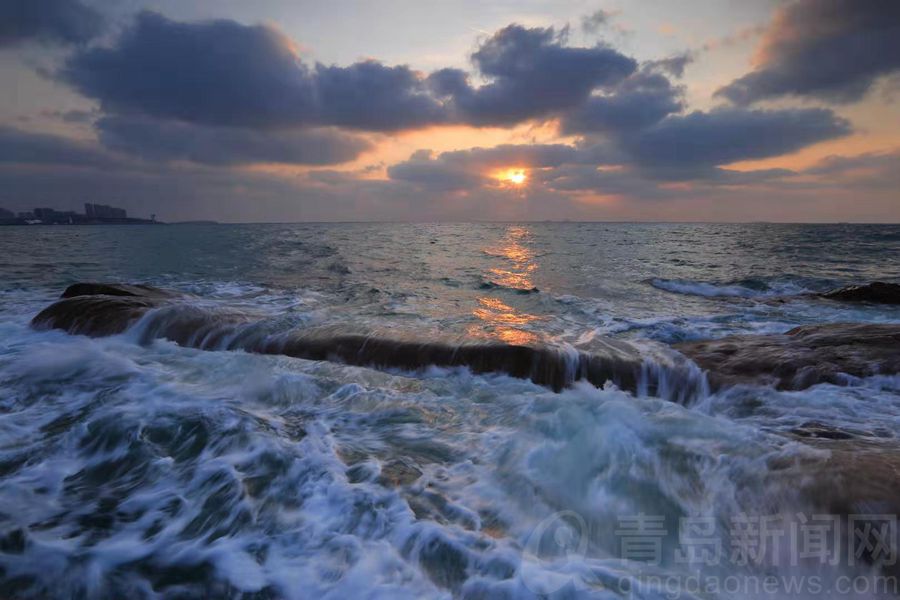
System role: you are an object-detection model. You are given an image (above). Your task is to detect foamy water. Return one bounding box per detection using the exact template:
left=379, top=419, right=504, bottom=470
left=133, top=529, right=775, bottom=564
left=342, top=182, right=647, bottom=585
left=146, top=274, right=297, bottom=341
left=1, top=223, right=900, bottom=598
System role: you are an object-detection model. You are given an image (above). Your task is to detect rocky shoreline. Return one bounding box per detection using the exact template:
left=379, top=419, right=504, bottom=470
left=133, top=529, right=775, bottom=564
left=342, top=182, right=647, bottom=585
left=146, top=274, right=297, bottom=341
left=32, top=283, right=706, bottom=399
left=33, top=281, right=900, bottom=395
left=675, top=323, right=900, bottom=390
left=28, top=281, right=900, bottom=575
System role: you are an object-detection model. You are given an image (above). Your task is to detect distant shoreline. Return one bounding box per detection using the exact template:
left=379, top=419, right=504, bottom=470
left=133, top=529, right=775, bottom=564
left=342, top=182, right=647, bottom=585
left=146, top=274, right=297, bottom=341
left=0, top=219, right=163, bottom=226
left=0, top=219, right=230, bottom=226
left=2, top=220, right=898, bottom=226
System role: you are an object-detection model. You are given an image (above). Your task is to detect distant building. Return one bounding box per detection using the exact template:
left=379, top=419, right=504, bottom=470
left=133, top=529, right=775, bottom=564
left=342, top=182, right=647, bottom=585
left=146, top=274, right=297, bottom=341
left=0, top=203, right=155, bottom=226
left=85, top=203, right=127, bottom=219
left=33, top=207, right=79, bottom=223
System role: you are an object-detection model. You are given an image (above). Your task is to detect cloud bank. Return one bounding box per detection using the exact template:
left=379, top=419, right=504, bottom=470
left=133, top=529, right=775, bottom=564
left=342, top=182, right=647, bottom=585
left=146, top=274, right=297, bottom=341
left=0, top=0, right=104, bottom=47
left=96, top=116, right=371, bottom=166
left=428, top=24, right=636, bottom=125
left=717, top=0, right=900, bottom=104
left=0, top=1, right=896, bottom=221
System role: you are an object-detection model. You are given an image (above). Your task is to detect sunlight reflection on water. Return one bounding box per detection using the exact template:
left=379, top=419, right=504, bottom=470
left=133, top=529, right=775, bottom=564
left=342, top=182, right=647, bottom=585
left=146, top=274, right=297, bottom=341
left=484, top=225, right=537, bottom=290
left=472, top=225, right=543, bottom=344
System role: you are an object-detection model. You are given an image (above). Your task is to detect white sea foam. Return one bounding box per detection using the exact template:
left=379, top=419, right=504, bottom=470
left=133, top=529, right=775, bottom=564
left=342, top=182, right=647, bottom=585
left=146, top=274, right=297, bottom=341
left=649, top=277, right=815, bottom=299
left=2, top=222, right=900, bottom=598
left=1, top=309, right=896, bottom=597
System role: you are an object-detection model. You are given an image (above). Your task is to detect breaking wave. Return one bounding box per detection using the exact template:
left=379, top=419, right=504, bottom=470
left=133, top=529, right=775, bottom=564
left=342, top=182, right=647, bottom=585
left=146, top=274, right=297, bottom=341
left=34, top=294, right=711, bottom=404
left=649, top=277, right=823, bottom=299
left=4, top=222, right=900, bottom=599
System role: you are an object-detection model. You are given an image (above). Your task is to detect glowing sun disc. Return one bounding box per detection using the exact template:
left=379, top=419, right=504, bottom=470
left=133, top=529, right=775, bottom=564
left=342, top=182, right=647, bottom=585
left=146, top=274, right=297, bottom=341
left=504, top=169, right=527, bottom=185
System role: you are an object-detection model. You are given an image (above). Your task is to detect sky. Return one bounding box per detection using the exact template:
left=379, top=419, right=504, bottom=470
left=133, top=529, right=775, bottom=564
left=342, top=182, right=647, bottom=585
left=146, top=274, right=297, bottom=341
left=1, top=0, right=898, bottom=222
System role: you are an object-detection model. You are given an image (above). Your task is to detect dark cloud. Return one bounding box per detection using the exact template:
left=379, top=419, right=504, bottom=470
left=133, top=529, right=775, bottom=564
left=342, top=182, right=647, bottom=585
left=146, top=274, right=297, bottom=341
left=644, top=53, right=693, bottom=78
left=806, top=150, right=900, bottom=176
left=433, top=144, right=577, bottom=169
left=534, top=162, right=794, bottom=197
left=40, top=109, right=97, bottom=124
left=560, top=67, right=685, bottom=135
left=390, top=104, right=850, bottom=190
left=96, top=116, right=371, bottom=166
left=314, top=61, right=447, bottom=130
left=62, top=16, right=634, bottom=133
left=0, top=0, right=104, bottom=47
left=803, top=149, right=900, bottom=190
left=62, top=12, right=443, bottom=132
left=625, top=107, right=851, bottom=173
left=0, top=117, right=368, bottom=172
left=0, top=129, right=388, bottom=221
left=1, top=131, right=894, bottom=222
left=581, top=10, right=614, bottom=34
left=62, top=12, right=315, bottom=128
left=429, top=25, right=636, bottom=125
left=390, top=104, right=850, bottom=194
left=705, top=167, right=796, bottom=185
left=387, top=157, right=485, bottom=191
left=538, top=164, right=675, bottom=199
left=388, top=144, right=577, bottom=190
left=0, top=125, right=120, bottom=168
left=3, top=7, right=885, bottom=221
left=716, top=0, right=900, bottom=104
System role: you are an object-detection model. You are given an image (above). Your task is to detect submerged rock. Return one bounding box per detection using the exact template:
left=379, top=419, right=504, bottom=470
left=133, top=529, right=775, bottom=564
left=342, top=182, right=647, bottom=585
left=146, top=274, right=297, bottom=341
left=819, top=281, right=900, bottom=304
left=675, top=323, right=900, bottom=391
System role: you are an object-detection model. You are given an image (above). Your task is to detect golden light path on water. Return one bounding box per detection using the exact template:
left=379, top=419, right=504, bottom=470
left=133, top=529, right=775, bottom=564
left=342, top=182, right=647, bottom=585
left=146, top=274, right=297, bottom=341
left=470, top=225, right=541, bottom=345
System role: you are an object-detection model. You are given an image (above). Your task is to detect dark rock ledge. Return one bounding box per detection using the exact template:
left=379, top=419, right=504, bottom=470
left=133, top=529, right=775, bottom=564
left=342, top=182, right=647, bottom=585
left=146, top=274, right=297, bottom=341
left=675, top=323, right=900, bottom=391
left=32, top=283, right=900, bottom=395
left=819, top=281, right=900, bottom=305
left=31, top=283, right=704, bottom=400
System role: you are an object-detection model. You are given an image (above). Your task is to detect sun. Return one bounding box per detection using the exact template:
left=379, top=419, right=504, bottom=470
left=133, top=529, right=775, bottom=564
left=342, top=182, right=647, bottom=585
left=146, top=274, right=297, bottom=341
left=500, top=168, right=527, bottom=186
left=508, top=170, right=526, bottom=185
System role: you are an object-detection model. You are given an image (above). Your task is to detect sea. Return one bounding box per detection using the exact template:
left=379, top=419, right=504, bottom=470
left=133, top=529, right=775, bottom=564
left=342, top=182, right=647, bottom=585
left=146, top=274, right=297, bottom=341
left=1, top=222, right=900, bottom=599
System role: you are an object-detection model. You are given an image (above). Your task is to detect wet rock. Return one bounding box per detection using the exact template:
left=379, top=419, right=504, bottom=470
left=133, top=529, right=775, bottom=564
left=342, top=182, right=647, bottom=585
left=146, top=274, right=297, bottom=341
left=820, top=281, right=900, bottom=305
left=60, top=282, right=175, bottom=299
left=377, top=458, right=423, bottom=487
left=769, top=438, right=900, bottom=574
left=675, top=323, right=900, bottom=391
left=33, top=283, right=707, bottom=399
left=134, top=304, right=250, bottom=348
left=266, top=330, right=644, bottom=393
left=799, top=440, right=900, bottom=516
left=32, top=283, right=179, bottom=337
left=32, top=295, right=163, bottom=337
